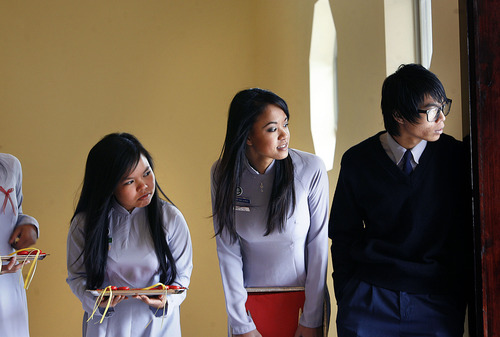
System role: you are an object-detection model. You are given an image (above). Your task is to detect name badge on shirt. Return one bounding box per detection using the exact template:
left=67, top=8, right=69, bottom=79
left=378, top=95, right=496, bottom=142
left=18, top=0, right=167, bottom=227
left=236, top=197, right=250, bottom=204
left=235, top=206, right=250, bottom=212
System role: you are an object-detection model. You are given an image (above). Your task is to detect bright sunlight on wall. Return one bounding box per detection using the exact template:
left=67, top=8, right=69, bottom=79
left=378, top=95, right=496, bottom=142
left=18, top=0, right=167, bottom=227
left=384, top=0, right=433, bottom=74
left=309, top=0, right=337, bottom=171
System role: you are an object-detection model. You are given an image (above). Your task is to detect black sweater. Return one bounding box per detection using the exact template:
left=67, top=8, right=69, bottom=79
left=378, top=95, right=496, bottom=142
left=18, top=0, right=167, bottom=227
left=329, top=132, right=470, bottom=300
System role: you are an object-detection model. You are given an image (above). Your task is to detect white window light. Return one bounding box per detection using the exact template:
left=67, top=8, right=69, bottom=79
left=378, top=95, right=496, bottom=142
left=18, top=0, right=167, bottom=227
left=309, top=0, right=337, bottom=171
left=384, top=0, right=433, bottom=74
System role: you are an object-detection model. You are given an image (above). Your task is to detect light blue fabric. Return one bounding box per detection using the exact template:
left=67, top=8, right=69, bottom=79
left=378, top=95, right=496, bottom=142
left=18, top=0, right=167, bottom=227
left=212, top=149, right=329, bottom=335
left=0, top=153, right=39, bottom=337
left=67, top=200, right=192, bottom=337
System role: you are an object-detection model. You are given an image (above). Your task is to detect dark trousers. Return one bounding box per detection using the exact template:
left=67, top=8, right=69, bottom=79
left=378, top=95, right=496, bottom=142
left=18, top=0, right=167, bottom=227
left=336, top=279, right=466, bottom=337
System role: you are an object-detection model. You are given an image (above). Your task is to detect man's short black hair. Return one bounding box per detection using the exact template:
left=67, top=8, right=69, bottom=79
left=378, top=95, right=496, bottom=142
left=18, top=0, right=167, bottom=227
left=381, top=64, right=447, bottom=136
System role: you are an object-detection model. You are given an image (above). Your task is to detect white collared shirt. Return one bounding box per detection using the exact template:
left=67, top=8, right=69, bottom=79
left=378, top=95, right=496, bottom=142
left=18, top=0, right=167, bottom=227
left=379, top=132, right=427, bottom=171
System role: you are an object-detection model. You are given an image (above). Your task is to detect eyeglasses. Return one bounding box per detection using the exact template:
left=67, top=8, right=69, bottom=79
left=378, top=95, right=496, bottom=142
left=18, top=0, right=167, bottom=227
left=418, top=98, right=452, bottom=122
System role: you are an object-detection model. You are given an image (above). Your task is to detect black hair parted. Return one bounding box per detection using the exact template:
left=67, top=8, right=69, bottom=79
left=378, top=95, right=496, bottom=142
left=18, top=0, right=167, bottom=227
left=381, top=64, right=447, bottom=136
left=212, top=88, right=296, bottom=242
left=71, top=132, right=177, bottom=289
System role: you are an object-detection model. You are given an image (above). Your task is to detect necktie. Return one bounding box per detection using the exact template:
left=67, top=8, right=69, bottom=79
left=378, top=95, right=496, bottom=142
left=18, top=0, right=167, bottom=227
left=402, top=150, right=413, bottom=175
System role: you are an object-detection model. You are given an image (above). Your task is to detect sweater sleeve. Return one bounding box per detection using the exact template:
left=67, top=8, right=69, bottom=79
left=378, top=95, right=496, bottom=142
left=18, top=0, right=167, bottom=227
left=329, top=155, right=364, bottom=302
left=299, top=156, right=329, bottom=328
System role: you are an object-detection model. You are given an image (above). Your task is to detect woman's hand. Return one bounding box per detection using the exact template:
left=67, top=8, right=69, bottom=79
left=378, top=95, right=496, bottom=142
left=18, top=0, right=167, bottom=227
left=233, top=330, right=262, bottom=337
left=9, top=224, right=38, bottom=249
left=294, top=324, right=323, bottom=337
left=133, top=294, right=167, bottom=309
left=98, top=295, right=127, bottom=308
left=0, top=256, right=26, bottom=275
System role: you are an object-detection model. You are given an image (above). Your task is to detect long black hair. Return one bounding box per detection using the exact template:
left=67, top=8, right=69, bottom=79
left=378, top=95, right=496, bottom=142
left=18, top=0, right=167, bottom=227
left=72, top=133, right=177, bottom=289
left=212, top=88, right=296, bottom=242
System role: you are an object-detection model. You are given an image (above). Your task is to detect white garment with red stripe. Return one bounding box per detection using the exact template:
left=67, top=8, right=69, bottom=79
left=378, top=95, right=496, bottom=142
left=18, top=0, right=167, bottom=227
left=0, top=153, right=40, bottom=337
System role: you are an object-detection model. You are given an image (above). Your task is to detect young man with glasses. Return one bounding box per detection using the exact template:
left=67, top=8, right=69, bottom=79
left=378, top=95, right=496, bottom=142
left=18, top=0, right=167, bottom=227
left=329, top=64, right=470, bottom=337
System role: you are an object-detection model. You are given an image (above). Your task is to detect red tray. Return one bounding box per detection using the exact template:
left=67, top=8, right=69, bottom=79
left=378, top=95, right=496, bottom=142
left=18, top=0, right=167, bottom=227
left=1, top=253, right=48, bottom=264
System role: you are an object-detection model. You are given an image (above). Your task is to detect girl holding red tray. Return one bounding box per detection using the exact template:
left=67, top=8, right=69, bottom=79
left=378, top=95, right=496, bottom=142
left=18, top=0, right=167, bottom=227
left=211, top=89, right=329, bottom=337
left=66, top=133, right=192, bottom=337
left=0, top=153, right=39, bottom=337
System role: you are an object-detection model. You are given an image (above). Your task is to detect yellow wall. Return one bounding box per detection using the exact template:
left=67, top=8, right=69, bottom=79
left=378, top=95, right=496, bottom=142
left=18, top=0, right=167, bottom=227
left=0, top=1, right=463, bottom=336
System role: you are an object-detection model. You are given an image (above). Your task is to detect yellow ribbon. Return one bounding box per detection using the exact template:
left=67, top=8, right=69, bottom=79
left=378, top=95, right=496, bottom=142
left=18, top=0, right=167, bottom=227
left=88, top=285, right=113, bottom=324
left=142, top=282, right=168, bottom=291
left=142, top=283, right=168, bottom=328
left=88, top=282, right=169, bottom=327
left=8, top=247, right=42, bottom=289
